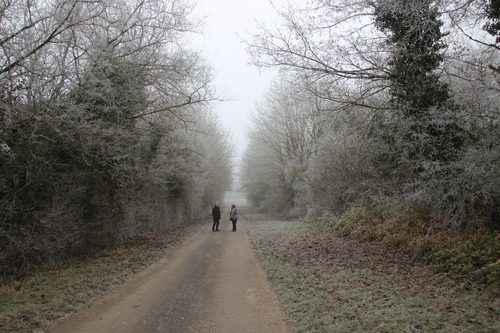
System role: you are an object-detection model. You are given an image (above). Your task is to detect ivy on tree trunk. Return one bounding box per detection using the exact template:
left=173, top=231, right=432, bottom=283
left=374, top=0, right=464, bottom=163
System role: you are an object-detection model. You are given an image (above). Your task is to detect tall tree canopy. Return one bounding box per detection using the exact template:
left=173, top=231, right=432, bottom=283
left=0, top=0, right=233, bottom=275
left=242, top=0, right=500, bottom=229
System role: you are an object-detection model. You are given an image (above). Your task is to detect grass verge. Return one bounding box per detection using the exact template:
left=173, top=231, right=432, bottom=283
left=0, top=220, right=205, bottom=333
left=244, top=211, right=500, bottom=333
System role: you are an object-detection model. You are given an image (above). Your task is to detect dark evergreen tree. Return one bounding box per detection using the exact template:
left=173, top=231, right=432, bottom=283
left=375, top=0, right=450, bottom=116
left=374, top=0, right=464, bottom=164
left=484, top=0, right=500, bottom=43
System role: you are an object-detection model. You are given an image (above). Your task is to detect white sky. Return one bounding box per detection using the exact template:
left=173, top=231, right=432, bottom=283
left=191, top=0, right=286, bottom=156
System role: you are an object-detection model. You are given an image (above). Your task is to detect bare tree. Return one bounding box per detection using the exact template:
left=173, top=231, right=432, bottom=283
left=242, top=77, right=324, bottom=212
left=242, top=0, right=500, bottom=227
left=0, top=0, right=230, bottom=275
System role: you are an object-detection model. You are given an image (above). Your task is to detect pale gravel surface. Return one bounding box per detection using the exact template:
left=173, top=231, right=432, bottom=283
left=50, top=217, right=291, bottom=333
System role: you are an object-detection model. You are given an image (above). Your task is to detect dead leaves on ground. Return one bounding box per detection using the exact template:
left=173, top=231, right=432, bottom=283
left=248, top=220, right=500, bottom=332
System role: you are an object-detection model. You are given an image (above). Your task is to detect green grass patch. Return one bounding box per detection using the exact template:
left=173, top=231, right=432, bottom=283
left=245, top=216, right=500, bottom=333
left=0, top=221, right=204, bottom=333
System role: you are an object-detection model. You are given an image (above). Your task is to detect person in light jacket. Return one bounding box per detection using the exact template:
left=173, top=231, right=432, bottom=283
left=230, top=204, right=238, bottom=232
left=212, top=202, right=221, bottom=231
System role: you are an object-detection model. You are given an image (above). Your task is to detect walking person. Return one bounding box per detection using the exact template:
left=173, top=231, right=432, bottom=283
left=212, top=202, right=220, bottom=231
left=230, top=204, right=238, bottom=231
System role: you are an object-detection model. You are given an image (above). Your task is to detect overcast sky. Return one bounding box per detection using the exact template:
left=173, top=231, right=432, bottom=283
left=191, top=0, right=286, bottom=157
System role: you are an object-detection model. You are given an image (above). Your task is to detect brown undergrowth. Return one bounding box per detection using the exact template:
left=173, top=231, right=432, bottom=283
left=243, top=210, right=500, bottom=333
left=331, top=206, right=500, bottom=286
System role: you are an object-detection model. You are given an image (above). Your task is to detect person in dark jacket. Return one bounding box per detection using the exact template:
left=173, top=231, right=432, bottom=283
left=212, top=202, right=221, bottom=231
left=230, top=204, right=238, bottom=231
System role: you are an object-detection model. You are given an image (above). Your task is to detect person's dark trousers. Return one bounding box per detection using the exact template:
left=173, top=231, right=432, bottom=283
left=212, top=219, right=219, bottom=231
left=231, top=219, right=237, bottom=231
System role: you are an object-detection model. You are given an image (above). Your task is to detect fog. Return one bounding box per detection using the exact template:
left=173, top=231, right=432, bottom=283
left=222, top=191, right=249, bottom=209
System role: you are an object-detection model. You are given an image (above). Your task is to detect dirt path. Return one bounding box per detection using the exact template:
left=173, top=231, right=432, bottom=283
left=50, top=218, right=290, bottom=333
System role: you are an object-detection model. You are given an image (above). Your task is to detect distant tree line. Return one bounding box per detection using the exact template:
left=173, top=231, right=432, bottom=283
left=241, top=0, right=500, bottom=231
left=0, top=0, right=233, bottom=275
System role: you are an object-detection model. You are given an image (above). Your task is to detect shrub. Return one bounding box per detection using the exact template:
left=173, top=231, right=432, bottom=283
left=329, top=205, right=500, bottom=286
